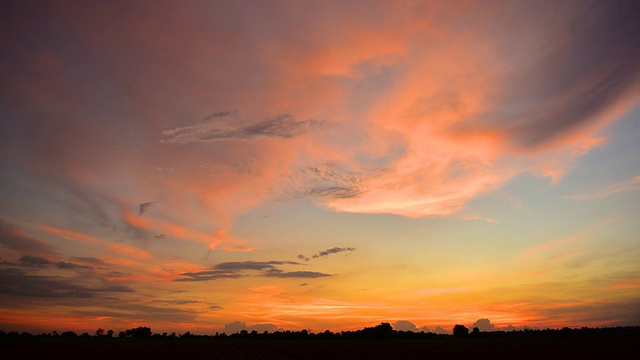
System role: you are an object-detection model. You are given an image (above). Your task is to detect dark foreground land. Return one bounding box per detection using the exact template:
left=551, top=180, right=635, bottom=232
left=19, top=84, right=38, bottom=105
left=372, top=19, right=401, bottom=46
left=2, top=327, right=639, bottom=360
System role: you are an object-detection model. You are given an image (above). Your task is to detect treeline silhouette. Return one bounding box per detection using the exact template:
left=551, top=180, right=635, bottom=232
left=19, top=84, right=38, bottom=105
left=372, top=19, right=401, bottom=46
left=2, top=323, right=639, bottom=341
left=3, top=323, right=638, bottom=360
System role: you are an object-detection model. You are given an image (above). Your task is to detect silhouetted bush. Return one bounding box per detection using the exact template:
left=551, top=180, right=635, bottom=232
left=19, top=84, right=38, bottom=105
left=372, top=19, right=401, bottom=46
left=453, top=324, right=468, bottom=338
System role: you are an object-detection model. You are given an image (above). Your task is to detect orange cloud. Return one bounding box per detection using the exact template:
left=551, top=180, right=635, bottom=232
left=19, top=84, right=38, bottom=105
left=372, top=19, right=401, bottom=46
left=207, top=229, right=259, bottom=252
left=36, top=225, right=103, bottom=244
left=121, top=210, right=153, bottom=230
left=120, top=207, right=258, bottom=253
left=108, top=243, right=149, bottom=260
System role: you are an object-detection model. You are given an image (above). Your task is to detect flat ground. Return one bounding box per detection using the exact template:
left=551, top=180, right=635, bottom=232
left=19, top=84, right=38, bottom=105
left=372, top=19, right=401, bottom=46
left=2, top=334, right=638, bottom=360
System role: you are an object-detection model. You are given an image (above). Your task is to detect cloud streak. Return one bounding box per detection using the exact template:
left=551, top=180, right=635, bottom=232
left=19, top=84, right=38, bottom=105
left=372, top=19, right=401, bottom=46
left=19, top=255, right=93, bottom=270
left=0, top=220, right=56, bottom=255
left=173, top=270, right=244, bottom=282
left=0, top=268, right=134, bottom=299
left=567, top=176, right=640, bottom=200
left=214, top=261, right=301, bottom=271
left=297, top=247, right=356, bottom=262
left=263, top=269, right=333, bottom=278
left=161, top=113, right=320, bottom=144
left=313, top=247, right=356, bottom=259
left=174, top=259, right=333, bottom=282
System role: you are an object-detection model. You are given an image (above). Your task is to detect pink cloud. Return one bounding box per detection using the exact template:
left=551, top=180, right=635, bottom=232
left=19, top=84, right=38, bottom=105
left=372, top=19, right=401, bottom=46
left=3, top=1, right=638, bottom=224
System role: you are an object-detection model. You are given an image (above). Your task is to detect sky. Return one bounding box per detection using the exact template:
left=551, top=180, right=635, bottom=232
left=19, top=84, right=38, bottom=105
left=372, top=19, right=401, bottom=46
left=1, top=0, right=639, bottom=335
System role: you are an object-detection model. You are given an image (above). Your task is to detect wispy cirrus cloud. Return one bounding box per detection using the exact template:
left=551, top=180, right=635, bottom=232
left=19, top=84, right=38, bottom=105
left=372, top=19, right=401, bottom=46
left=318, top=1, right=640, bottom=218
left=284, top=164, right=366, bottom=201
left=566, top=176, right=640, bottom=200
left=161, top=113, right=320, bottom=144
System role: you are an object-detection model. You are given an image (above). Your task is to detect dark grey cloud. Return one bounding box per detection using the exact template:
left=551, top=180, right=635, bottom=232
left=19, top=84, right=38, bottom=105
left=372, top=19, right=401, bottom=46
left=173, top=270, right=244, bottom=282
left=306, top=186, right=361, bottom=199
left=138, top=202, right=155, bottom=215
left=298, top=254, right=310, bottom=262
left=459, top=1, right=640, bottom=150
left=161, top=112, right=320, bottom=144
left=54, top=261, right=93, bottom=270
left=71, top=257, right=107, bottom=265
left=240, top=115, right=318, bottom=139
left=18, top=255, right=53, bottom=267
left=0, top=219, right=55, bottom=255
left=208, top=304, right=223, bottom=310
left=262, top=269, right=332, bottom=278
left=0, top=268, right=134, bottom=299
left=214, top=260, right=301, bottom=271
left=101, top=285, right=135, bottom=293
left=174, top=260, right=334, bottom=282
left=202, top=110, right=238, bottom=121
left=151, top=299, right=200, bottom=305
left=105, top=271, right=129, bottom=278
left=313, top=247, right=356, bottom=259
left=19, top=255, right=93, bottom=270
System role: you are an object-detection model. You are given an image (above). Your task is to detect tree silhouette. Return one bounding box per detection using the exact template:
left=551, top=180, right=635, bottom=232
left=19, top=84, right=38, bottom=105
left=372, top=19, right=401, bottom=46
left=453, top=324, right=468, bottom=338
left=130, top=327, right=152, bottom=338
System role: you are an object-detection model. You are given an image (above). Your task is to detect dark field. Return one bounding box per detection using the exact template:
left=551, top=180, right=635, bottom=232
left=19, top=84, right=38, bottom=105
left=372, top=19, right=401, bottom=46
left=2, top=328, right=639, bottom=360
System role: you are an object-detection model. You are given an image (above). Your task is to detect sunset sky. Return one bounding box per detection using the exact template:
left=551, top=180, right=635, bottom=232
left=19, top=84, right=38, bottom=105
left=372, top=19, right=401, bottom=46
left=1, top=0, right=639, bottom=335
